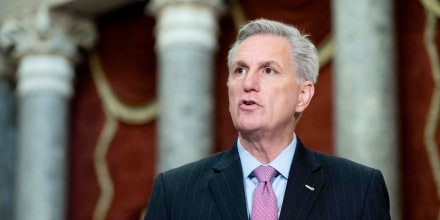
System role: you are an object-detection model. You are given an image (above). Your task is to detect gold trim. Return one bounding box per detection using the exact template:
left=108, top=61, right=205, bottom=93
left=90, top=54, right=159, bottom=124
left=317, top=35, right=334, bottom=68
left=229, top=0, right=247, bottom=31
left=92, top=110, right=118, bottom=220
left=422, top=0, right=440, bottom=16
left=89, top=53, right=159, bottom=220
left=423, top=10, right=440, bottom=220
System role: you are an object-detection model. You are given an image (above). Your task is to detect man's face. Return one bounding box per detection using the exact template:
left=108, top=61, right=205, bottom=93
left=227, top=34, right=313, bottom=136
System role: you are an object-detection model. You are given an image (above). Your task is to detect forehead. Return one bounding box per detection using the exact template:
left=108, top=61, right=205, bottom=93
left=233, top=34, right=293, bottom=63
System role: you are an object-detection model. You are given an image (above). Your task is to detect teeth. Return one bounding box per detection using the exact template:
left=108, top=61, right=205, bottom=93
left=244, top=101, right=254, bottom=105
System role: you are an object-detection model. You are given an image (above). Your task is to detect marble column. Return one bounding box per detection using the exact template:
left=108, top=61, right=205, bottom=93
left=332, top=0, right=400, bottom=219
left=0, top=50, right=16, bottom=220
left=148, top=0, right=224, bottom=172
left=0, top=7, right=95, bottom=220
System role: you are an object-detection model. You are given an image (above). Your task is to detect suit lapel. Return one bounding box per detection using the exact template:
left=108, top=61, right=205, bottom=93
left=208, top=143, right=248, bottom=220
left=279, top=139, right=327, bottom=220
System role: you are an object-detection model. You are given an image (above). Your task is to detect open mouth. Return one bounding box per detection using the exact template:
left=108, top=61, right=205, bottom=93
left=243, top=100, right=256, bottom=105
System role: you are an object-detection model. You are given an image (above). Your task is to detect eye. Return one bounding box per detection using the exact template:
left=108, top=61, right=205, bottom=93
left=234, top=67, right=247, bottom=75
left=264, top=67, right=276, bottom=75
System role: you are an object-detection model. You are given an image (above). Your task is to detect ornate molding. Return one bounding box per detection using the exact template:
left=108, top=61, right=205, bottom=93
left=0, top=6, right=97, bottom=97
left=0, top=6, right=96, bottom=61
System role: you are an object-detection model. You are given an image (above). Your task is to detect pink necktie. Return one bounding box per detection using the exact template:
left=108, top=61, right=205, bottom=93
left=251, top=165, right=278, bottom=220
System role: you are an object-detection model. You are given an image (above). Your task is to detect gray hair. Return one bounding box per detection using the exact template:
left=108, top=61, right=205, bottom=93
left=227, top=19, right=319, bottom=84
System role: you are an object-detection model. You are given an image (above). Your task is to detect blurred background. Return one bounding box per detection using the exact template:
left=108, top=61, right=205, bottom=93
left=0, top=0, right=438, bottom=219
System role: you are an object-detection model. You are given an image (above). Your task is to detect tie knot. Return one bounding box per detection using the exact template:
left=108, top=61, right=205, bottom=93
left=253, top=165, right=277, bottom=182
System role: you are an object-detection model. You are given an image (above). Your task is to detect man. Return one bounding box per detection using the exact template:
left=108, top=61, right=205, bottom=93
left=145, top=19, right=390, bottom=220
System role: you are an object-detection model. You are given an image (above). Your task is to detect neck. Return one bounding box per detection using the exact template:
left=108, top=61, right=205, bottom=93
left=239, top=131, right=294, bottom=164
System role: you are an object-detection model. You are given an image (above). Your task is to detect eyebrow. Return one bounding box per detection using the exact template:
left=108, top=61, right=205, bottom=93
left=231, top=60, right=281, bottom=69
left=260, top=61, right=281, bottom=69
left=231, top=60, right=247, bottom=69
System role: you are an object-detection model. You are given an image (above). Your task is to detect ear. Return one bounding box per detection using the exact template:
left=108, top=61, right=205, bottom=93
left=295, top=81, right=315, bottom=113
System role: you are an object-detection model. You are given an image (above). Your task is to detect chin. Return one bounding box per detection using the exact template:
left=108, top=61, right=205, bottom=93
left=236, top=122, right=261, bottom=134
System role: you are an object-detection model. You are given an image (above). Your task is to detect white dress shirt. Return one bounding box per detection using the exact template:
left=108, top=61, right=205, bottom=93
left=237, top=134, right=297, bottom=218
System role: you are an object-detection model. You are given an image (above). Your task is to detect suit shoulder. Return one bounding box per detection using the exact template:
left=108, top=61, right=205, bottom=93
left=160, top=151, right=225, bottom=179
left=309, top=150, right=388, bottom=198
left=303, top=149, right=390, bottom=219
left=312, top=150, right=380, bottom=176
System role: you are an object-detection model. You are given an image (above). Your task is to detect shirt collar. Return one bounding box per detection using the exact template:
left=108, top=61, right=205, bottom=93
left=237, top=134, right=297, bottom=179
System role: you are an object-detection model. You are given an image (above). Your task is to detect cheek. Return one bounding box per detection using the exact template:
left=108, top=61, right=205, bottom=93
left=277, top=87, right=299, bottom=109
left=227, top=88, right=235, bottom=103
left=227, top=86, right=238, bottom=111
left=228, top=83, right=240, bottom=98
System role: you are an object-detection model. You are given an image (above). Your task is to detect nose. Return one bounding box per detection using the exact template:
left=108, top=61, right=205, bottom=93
left=243, top=70, right=260, bottom=92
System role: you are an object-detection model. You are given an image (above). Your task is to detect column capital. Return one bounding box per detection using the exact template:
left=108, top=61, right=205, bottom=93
left=0, top=6, right=96, bottom=62
left=148, top=0, right=225, bottom=51
left=149, top=0, right=225, bottom=15
left=17, top=54, right=74, bottom=97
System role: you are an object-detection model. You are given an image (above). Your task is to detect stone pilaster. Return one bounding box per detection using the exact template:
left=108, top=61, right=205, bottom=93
left=0, top=7, right=96, bottom=220
left=148, top=0, right=224, bottom=172
left=332, top=0, right=400, bottom=219
left=0, top=50, right=16, bottom=220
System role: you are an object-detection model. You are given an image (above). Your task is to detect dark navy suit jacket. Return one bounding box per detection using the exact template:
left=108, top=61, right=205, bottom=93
left=145, top=139, right=390, bottom=220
